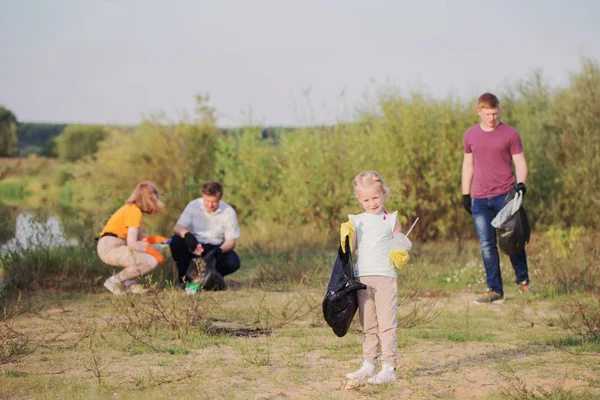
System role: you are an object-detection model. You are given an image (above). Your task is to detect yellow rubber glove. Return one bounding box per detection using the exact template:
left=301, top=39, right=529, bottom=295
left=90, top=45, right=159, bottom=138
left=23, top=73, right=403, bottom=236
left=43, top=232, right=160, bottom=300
left=340, top=220, right=355, bottom=253
left=390, top=250, right=410, bottom=270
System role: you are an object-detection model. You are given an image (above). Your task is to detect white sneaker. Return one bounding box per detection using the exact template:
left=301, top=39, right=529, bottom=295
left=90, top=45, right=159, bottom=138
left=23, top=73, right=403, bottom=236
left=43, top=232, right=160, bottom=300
left=126, top=283, right=148, bottom=294
left=346, top=360, right=376, bottom=380
left=368, top=363, right=396, bottom=384
left=103, top=277, right=126, bottom=295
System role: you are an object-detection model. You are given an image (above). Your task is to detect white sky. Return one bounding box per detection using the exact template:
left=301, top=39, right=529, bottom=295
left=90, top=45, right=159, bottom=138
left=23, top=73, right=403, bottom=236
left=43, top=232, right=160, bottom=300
left=1, top=0, right=599, bottom=126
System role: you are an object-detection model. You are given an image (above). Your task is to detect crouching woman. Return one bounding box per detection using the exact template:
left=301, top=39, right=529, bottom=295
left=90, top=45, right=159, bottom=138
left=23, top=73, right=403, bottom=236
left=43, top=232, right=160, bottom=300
left=97, top=181, right=167, bottom=294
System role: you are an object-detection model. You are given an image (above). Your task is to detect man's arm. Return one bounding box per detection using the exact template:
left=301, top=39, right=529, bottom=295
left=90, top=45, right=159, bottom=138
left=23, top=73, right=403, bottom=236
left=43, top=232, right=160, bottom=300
left=461, top=153, right=474, bottom=194
left=173, top=223, right=190, bottom=238
left=220, top=239, right=236, bottom=253
left=512, top=152, right=528, bottom=184
left=222, top=209, right=240, bottom=254
left=173, top=223, right=203, bottom=255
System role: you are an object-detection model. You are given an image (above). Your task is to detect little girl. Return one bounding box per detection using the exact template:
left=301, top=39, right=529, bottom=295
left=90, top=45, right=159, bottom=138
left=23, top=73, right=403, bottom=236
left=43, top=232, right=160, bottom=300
left=342, top=171, right=405, bottom=384
left=97, top=181, right=167, bottom=294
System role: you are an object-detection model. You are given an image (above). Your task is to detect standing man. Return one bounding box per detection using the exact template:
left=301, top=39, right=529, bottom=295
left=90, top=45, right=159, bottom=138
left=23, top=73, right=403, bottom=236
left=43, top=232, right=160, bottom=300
left=462, top=93, right=534, bottom=304
left=169, top=181, right=241, bottom=290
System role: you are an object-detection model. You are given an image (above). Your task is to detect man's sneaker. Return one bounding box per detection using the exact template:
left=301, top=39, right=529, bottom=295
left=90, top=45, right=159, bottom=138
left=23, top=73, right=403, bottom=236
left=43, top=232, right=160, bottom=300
left=368, top=363, right=396, bottom=384
left=474, top=289, right=504, bottom=305
left=518, top=282, right=536, bottom=295
left=346, top=360, right=376, bottom=380
left=126, top=283, right=149, bottom=294
left=103, top=277, right=126, bottom=295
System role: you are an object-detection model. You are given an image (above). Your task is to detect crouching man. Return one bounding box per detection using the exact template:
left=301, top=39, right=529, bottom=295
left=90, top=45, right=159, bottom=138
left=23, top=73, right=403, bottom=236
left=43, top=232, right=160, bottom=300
left=169, top=181, right=241, bottom=290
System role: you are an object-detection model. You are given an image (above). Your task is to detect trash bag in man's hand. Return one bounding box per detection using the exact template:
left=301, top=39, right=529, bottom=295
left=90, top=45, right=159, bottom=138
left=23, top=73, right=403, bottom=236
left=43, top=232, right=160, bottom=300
left=491, top=188, right=531, bottom=256
left=322, top=236, right=366, bottom=337
left=186, top=246, right=226, bottom=291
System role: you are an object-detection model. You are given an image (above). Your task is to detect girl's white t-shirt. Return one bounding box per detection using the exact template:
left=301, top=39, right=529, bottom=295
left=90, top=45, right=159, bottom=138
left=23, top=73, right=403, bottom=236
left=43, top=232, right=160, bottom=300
left=349, top=211, right=397, bottom=278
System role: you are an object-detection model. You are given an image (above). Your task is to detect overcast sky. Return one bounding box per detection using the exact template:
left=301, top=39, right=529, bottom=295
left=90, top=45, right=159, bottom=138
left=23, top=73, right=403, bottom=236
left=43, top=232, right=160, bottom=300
left=2, top=0, right=599, bottom=126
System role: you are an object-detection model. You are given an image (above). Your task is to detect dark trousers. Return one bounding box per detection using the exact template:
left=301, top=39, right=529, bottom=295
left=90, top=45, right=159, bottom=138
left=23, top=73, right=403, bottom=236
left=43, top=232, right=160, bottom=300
left=169, top=235, right=240, bottom=283
left=471, top=193, right=529, bottom=296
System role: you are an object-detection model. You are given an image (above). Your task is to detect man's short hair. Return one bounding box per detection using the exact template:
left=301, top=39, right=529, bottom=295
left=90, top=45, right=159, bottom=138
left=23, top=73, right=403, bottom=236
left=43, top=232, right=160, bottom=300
left=202, top=181, right=223, bottom=197
left=477, top=93, right=500, bottom=109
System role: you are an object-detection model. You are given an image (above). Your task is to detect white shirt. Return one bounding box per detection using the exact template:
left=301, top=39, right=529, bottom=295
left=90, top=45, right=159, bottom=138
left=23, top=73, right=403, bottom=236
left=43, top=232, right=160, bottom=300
left=349, top=211, right=397, bottom=278
left=176, top=198, right=241, bottom=245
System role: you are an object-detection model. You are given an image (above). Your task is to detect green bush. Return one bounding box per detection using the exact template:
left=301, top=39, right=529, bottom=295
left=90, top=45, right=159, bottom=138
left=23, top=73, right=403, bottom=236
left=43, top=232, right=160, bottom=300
left=0, top=182, right=26, bottom=201
left=55, top=125, right=108, bottom=162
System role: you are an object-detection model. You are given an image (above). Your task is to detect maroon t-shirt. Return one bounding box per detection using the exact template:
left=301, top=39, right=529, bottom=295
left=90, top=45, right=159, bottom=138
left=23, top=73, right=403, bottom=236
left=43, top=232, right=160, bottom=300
left=463, top=122, right=524, bottom=198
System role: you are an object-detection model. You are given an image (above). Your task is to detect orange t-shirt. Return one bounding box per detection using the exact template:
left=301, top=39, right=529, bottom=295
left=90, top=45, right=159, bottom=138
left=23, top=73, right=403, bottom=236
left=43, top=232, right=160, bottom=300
left=99, top=204, right=143, bottom=239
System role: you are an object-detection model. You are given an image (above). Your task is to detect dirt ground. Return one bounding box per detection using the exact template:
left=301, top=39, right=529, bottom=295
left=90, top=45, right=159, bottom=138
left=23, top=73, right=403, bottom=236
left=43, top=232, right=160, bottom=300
left=1, top=288, right=599, bottom=399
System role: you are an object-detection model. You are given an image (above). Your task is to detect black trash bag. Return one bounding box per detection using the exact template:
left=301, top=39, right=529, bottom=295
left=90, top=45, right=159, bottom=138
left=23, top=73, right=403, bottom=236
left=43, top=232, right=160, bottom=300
left=186, top=247, right=226, bottom=291
left=322, top=236, right=366, bottom=337
left=496, top=188, right=531, bottom=256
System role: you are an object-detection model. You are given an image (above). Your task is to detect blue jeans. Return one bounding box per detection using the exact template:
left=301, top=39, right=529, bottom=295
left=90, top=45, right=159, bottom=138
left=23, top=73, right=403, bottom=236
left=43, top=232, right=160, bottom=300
left=471, top=192, right=529, bottom=295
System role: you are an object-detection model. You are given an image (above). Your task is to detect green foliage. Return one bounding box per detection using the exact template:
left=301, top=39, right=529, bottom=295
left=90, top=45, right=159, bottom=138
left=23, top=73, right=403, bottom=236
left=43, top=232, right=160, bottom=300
left=0, top=203, right=17, bottom=243
left=5, top=60, right=600, bottom=244
left=0, top=244, right=106, bottom=292
left=528, top=227, right=599, bottom=295
left=502, top=58, right=600, bottom=230
left=17, top=122, right=66, bottom=156
left=0, top=182, right=26, bottom=201
left=54, top=125, right=108, bottom=161
left=215, top=126, right=281, bottom=224
left=543, top=59, right=600, bottom=228
left=71, top=94, right=220, bottom=233
left=215, top=94, right=475, bottom=241
left=0, top=106, right=18, bottom=157
left=212, top=59, right=600, bottom=242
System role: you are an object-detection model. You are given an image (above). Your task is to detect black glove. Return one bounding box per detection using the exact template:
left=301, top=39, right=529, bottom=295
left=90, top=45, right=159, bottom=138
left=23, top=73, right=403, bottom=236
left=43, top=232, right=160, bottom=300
left=462, top=194, right=472, bottom=215
left=204, top=246, right=222, bottom=260
left=184, top=232, right=199, bottom=252
left=515, top=182, right=527, bottom=196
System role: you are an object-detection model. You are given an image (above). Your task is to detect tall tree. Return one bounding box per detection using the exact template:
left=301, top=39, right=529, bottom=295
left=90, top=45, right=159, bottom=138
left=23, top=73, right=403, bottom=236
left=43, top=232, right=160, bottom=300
left=0, top=106, right=18, bottom=157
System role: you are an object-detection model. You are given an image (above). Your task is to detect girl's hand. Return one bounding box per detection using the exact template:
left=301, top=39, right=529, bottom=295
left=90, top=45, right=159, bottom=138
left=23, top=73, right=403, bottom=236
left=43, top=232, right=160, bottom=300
left=390, top=250, right=410, bottom=269
left=340, top=220, right=355, bottom=253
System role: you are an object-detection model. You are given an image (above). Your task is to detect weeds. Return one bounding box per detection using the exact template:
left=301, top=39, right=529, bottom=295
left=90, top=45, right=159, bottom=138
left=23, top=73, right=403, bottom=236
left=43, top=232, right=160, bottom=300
left=0, top=213, right=107, bottom=293
left=0, top=294, right=43, bottom=366
left=77, top=335, right=109, bottom=386
left=529, top=228, right=600, bottom=295
left=252, top=284, right=320, bottom=330
left=127, top=362, right=201, bottom=389
left=251, top=247, right=331, bottom=288
left=558, top=295, right=600, bottom=342
left=498, top=364, right=592, bottom=400
left=107, top=287, right=218, bottom=344
left=397, top=289, right=443, bottom=328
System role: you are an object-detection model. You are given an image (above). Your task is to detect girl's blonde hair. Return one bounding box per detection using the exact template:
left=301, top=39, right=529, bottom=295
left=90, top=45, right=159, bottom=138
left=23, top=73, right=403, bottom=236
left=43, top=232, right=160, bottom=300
left=126, top=181, right=164, bottom=214
left=353, top=171, right=392, bottom=200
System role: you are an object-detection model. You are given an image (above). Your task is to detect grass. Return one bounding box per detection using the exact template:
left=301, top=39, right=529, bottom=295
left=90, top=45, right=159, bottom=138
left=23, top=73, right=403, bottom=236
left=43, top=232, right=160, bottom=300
left=0, top=157, right=75, bottom=208
left=0, top=238, right=598, bottom=398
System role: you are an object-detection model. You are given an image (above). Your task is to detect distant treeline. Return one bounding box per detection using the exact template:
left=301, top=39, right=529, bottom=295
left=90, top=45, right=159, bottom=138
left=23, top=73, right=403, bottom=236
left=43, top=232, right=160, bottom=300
left=13, top=122, right=288, bottom=158
left=18, top=122, right=67, bottom=156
